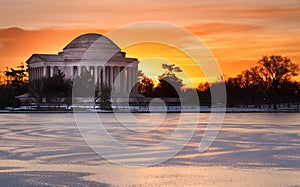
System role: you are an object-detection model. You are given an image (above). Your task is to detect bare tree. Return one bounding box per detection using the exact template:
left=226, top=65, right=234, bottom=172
left=247, top=55, right=299, bottom=108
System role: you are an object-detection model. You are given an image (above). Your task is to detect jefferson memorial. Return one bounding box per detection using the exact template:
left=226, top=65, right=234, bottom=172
left=26, top=33, right=139, bottom=95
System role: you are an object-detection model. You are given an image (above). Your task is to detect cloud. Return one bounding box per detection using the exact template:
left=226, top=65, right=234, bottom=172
left=237, top=7, right=300, bottom=18
left=0, top=1, right=299, bottom=29
left=0, top=27, right=108, bottom=68
left=185, top=23, right=262, bottom=36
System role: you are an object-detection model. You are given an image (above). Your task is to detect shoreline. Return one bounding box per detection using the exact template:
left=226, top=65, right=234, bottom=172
left=1, top=109, right=300, bottom=114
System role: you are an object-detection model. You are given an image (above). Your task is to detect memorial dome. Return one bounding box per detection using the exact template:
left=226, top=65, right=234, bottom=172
left=62, top=33, right=121, bottom=60
left=63, top=33, right=120, bottom=50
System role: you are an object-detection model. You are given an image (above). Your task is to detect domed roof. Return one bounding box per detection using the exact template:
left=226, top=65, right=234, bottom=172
left=63, top=33, right=120, bottom=50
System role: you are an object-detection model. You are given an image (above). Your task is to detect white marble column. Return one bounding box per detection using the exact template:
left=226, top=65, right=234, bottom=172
left=102, top=66, right=106, bottom=86
left=69, top=66, right=73, bottom=79
left=98, top=66, right=101, bottom=88
left=110, top=66, right=114, bottom=88
left=43, top=67, right=46, bottom=78
left=127, top=67, right=132, bottom=93
left=88, top=66, right=93, bottom=82
left=31, top=68, right=33, bottom=81
left=125, top=67, right=128, bottom=93
left=130, top=67, right=134, bottom=91
left=32, top=68, right=34, bottom=80
left=131, top=67, right=137, bottom=94
left=131, top=67, right=135, bottom=93
left=77, top=66, right=81, bottom=76
left=106, top=66, right=110, bottom=87
left=120, top=67, right=125, bottom=93
left=38, top=67, right=40, bottom=79
left=35, top=67, right=37, bottom=80
left=50, top=66, right=54, bottom=77
left=84, top=66, right=88, bottom=75
left=34, top=68, right=36, bottom=80
left=36, top=67, right=38, bottom=79
left=36, top=68, right=38, bottom=80
left=32, top=68, right=35, bottom=80
left=114, top=66, right=121, bottom=92
left=94, top=66, right=98, bottom=84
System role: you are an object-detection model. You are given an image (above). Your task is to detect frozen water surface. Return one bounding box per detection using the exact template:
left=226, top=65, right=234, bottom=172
left=0, top=113, right=299, bottom=186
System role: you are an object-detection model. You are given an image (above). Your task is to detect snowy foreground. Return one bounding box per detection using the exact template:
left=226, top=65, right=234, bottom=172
left=0, top=113, right=299, bottom=186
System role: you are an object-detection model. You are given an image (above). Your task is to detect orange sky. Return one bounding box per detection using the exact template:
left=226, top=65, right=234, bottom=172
left=0, top=0, right=300, bottom=87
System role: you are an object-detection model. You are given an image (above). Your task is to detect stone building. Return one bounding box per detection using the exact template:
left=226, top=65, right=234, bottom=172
left=26, top=33, right=139, bottom=96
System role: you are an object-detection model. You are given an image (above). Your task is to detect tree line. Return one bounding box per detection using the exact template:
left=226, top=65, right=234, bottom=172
left=0, top=55, right=299, bottom=110
left=212, top=55, right=299, bottom=109
left=138, top=55, right=300, bottom=109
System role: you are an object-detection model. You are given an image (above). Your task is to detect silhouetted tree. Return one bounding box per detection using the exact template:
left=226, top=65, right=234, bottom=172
left=248, top=55, right=299, bottom=109
left=225, top=71, right=264, bottom=107
left=154, top=64, right=184, bottom=97
left=0, top=64, right=28, bottom=109
left=5, top=67, right=27, bottom=87
left=196, top=82, right=211, bottom=105
left=99, top=85, right=112, bottom=110
left=0, top=85, right=14, bottom=109
left=29, top=79, right=44, bottom=109
left=279, top=80, right=300, bottom=107
left=137, top=70, right=154, bottom=96
left=73, top=68, right=94, bottom=97
left=5, top=65, right=28, bottom=94
left=138, top=76, right=155, bottom=97
left=43, top=70, right=72, bottom=108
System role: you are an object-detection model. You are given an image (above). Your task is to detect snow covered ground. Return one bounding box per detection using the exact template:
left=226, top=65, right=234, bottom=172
left=0, top=113, right=299, bottom=186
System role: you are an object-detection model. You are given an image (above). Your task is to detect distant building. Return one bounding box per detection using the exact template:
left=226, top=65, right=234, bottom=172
left=26, top=33, right=139, bottom=95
